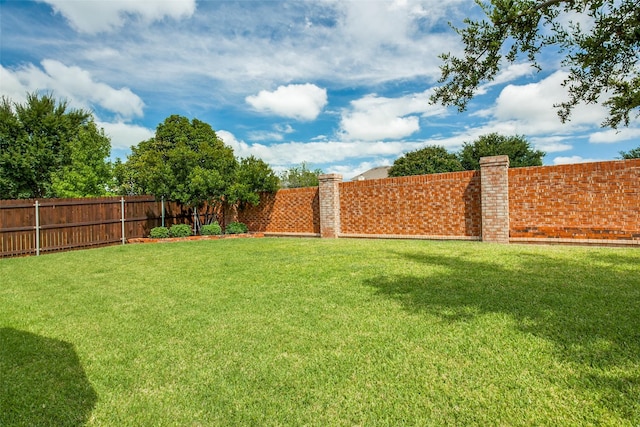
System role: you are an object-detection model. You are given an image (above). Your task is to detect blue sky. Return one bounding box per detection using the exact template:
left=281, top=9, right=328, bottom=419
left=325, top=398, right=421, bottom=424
left=2, top=0, right=639, bottom=179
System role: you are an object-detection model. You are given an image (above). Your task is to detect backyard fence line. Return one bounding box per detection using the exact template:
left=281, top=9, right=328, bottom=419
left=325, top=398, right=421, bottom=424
left=0, top=196, right=193, bottom=258
left=2, top=157, right=638, bottom=257
left=239, top=157, right=640, bottom=246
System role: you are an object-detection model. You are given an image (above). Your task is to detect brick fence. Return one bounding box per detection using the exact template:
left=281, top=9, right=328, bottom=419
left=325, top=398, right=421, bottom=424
left=239, top=157, right=640, bottom=246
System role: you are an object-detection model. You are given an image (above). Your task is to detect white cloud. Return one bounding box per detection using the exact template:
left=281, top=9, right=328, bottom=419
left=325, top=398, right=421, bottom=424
left=39, top=0, right=196, bottom=33
left=218, top=129, right=427, bottom=167
left=0, top=60, right=144, bottom=119
left=0, top=66, right=28, bottom=103
left=476, top=63, right=537, bottom=94
left=341, top=113, right=420, bottom=141
left=5, top=1, right=465, bottom=106
left=589, top=127, right=640, bottom=143
left=97, top=120, right=155, bottom=150
left=530, top=136, right=573, bottom=153
left=490, top=71, right=608, bottom=135
left=247, top=123, right=295, bottom=142
left=553, top=156, right=603, bottom=165
left=246, top=84, right=328, bottom=121
left=339, top=91, right=445, bottom=141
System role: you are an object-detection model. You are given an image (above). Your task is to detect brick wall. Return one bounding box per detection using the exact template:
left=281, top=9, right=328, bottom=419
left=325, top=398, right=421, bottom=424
left=237, top=158, right=639, bottom=245
left=238, top=187, right=320, bottom=235
left=339, top=171, right=481, bottom=238
left=509, top=159, right=640, bottom=241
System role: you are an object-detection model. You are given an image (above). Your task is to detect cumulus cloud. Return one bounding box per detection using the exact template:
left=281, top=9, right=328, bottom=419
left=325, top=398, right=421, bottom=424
left=38, top=0, right=196, bottom=33
left=490, top=71, right=608, bottom=135
left=246, top=84, right=328, bottom=121
left=339, top=91, right=445, bottom=141
left=97, top=121, right=155, bottom=150
left=1, top=60, right=144, bottom=119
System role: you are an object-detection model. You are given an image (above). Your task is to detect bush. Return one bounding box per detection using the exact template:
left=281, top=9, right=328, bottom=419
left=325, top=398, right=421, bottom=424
left=226, top=221, right=248, bottom=234
left=169, top=224, right=192, bottom=238
left=149, top=227, right=170, bottom=239
left=201, top=222, right=222, bottom=236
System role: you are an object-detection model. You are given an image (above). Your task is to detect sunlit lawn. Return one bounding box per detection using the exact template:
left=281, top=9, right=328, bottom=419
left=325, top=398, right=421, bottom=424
left=1, top=238, right=638, bottom=426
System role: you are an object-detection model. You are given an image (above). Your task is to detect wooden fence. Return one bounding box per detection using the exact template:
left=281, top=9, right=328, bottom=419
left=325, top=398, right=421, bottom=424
left=0, top=196, right=192, bottom=257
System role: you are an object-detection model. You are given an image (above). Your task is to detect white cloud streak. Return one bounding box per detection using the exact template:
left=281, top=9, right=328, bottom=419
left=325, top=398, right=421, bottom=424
left=589, top=127, right=640, bottom=143
left=38, top=0, right=196, bottom=33
left=1, top=61, right=144, bottom=119
left=218, top=129, right=428, bottom=167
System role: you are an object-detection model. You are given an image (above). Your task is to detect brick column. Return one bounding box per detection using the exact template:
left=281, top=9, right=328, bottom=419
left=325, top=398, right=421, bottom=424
left=318, top=174, right=342, bottom=238
left=480, top=155, right=510, bottom=243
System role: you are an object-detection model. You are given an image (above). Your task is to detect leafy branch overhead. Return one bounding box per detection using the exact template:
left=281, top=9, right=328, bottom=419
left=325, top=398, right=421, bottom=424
left=431, top=0, right=640, bottom=128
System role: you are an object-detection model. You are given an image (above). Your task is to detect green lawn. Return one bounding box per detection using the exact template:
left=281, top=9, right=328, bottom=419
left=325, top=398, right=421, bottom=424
left=1, top=238, right=639, bottom=426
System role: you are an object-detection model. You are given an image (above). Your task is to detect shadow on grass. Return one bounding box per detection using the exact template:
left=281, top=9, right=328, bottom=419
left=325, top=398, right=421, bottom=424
left=0, top=328, right=97, bottom=427
left=364, top=249, right=640, bottom=420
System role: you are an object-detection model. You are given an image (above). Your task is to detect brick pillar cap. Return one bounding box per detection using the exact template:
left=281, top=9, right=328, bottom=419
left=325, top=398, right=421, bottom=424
left=319, top=173, right=343, bottom=181
left=479, top=155, right=510, bottom=167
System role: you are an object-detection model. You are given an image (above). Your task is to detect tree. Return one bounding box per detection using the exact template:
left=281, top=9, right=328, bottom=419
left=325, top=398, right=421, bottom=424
left=279, top=162, right=323, bottom=188
left=227, top=156, right=280, bottom=208
left=0, top=93, right=100, bottom=199
left=431, top=0, right=640, bottom=128
left=122, top=115, right=237, bottom=207
left=388, top=145, right=463, bottom=177
left=119, top=115, right=279, bottom=231
left=459, top=133, right=545, bottom=170
left=51, top=121, right=113, bottom=198
left=619, top=146, right=640, bottom=159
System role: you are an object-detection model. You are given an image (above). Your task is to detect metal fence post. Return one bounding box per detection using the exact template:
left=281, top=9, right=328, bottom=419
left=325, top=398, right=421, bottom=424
left=121, top=197, right=126, bottom=245
left=35, top=200, right=40, bottom=256
left=161, top=196, right=165, bottom=228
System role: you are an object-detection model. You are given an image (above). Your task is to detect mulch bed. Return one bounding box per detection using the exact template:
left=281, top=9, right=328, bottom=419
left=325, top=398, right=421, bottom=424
left=127, top=232, right=264, bottom=244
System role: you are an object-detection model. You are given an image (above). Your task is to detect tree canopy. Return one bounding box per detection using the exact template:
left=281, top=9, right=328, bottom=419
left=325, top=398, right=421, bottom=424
left=50, top=121, right=113, bottom=198
left=279, top=162, right=323, bottom=188
left=459, top=133, right=545, bottom=170
left=121, top=115, right=237, bottom=207
left=619, top=146, right=640, bottom=159
left=228, top=156, right=280, bottom=207
left=0, top=93, right=112, bottom=199
left=388, top=146, right=463, bottom=177
left=431, top=0, right=640, bottom=128
left=118, top=115, right=278, bottom=211
left=388, top=134, right=544, bottom=177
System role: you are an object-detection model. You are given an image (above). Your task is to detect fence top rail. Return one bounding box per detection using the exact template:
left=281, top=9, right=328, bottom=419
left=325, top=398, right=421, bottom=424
left=0, top=195, right=158, bottom=209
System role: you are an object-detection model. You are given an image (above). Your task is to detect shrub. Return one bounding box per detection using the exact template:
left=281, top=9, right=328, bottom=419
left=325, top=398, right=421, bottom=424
left=169, top=224, right=192, bottom=238
left=226, top=221, right=248, bottom=234
left=149, top=227, right=170, bottom=239
left=201, top=222, right=222, bottom=236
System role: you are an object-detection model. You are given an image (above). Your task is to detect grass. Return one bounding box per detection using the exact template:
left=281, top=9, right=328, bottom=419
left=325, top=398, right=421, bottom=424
left=0, top=238, right=639, bottom=426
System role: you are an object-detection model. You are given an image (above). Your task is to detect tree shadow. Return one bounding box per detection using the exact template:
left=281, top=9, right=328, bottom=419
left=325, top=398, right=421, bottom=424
left=364, top=249, right=640, bottom=420
left=0, top=328, right=97, bottom=427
